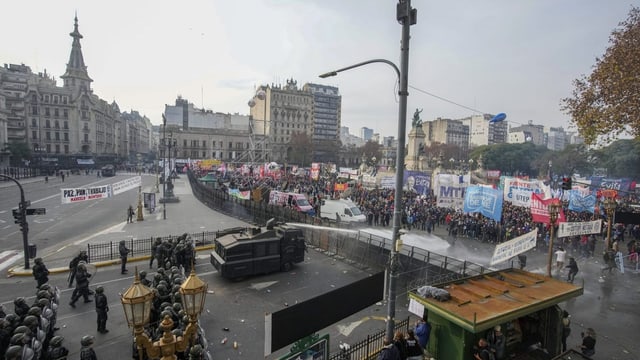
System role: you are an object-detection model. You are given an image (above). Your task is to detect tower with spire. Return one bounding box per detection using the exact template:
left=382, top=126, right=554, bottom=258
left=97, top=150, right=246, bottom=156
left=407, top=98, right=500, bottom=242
left=61, top=14, right=92, bottom=92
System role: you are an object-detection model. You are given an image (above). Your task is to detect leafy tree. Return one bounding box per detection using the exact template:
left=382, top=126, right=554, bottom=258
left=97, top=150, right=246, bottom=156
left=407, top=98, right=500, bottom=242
left=357, top=140, right=382, bottom=165
left=562, top=6, right=640, bottom=145
left=471, top=143, right=549, bottom=177
left=591, top=139, right=640, bottom=178
left=287, top=132, right=313, bottom=166
left=5, top=142, right=32, bottom=166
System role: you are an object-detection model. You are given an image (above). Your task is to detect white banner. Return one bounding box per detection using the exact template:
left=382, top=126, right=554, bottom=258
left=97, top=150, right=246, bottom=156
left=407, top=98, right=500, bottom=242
left=436, top=174, right=468, bottom=209
left=490, top=228, right=538, bottom=266
left=503, top=177, right=551, bottom=207
left=61, top=185, right=112, bottom=204
left=111, top=176, right=142, bottom=196
left=557, top=219, right=602, bottom=238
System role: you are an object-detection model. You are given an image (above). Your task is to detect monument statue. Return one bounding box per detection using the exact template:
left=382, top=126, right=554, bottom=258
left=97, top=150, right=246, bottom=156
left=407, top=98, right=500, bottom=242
left=412, top=108, right=423, bottom=128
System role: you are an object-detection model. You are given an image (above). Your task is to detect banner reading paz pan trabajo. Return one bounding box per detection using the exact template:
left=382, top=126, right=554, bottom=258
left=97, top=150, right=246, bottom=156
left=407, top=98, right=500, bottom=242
left=61, top=185, right=112, bottom=204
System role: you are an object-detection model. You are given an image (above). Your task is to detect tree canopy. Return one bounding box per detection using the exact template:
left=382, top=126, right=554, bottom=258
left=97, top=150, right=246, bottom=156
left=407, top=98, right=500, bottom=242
left=562, top=6, right=640, bottom=145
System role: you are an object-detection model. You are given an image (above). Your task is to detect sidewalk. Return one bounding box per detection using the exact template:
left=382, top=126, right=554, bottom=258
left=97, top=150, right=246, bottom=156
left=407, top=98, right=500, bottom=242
left=6, top=174, right=249, bottom=276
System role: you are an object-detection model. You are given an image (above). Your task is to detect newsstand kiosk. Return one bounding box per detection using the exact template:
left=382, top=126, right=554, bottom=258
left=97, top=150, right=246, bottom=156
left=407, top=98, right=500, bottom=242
left=408, top=269, right=583, bottom=360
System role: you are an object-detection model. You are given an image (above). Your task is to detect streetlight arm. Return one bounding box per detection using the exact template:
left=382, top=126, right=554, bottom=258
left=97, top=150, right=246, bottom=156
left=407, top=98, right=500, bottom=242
left=319, top=59, right=401, bottom=80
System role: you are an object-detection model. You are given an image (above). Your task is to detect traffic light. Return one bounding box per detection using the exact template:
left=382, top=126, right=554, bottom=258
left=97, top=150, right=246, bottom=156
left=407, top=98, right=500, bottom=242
left=561, top=177, right=572, bottom=190
left=12, top=209, right=22, bottom=224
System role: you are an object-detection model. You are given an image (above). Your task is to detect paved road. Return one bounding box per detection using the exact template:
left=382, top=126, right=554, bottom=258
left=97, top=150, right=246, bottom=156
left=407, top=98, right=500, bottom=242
left=1, top=175, right=638, bottom=359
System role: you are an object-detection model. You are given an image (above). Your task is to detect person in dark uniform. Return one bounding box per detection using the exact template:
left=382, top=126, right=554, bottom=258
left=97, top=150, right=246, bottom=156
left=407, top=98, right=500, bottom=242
left=119, top=240, right=130, bottom=274
left=127, top=205, right=134, bottom=223
left=45, top=335, right=68, bottom=360
left=150, top=238, right=161, bottom=269
left=68, top=251, right=88, bottom=288
left=94, top=286, right=109, bottom=334
left=32, top=258, right=50, bottom=289
left=69, top=264, right=92, bottom=308
left=79, top=335, right=97, bottom=360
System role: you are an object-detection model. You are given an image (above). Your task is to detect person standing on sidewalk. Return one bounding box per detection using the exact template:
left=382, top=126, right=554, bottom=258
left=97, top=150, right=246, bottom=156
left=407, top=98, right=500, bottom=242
left=119, top=240, right=130, bottom=274
left=32, top=258, right=50, bottom=289
left=94, top=286, right=109, bottom=334
left=127, top=205, right=134, bottom=223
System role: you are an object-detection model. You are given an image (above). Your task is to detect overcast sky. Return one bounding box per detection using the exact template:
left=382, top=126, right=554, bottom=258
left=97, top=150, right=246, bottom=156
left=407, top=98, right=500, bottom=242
left=1, top=0, right=636, bottom=139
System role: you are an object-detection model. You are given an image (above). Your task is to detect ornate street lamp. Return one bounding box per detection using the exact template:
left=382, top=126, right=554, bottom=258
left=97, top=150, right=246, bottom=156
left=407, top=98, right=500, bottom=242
left=121, top=268, right=208, bottom=360
left=546, top=202, right=561, bottom=277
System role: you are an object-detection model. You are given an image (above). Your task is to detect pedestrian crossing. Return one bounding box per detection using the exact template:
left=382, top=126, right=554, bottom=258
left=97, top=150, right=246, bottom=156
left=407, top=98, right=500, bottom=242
left=0, top=250, right=22, bottom=272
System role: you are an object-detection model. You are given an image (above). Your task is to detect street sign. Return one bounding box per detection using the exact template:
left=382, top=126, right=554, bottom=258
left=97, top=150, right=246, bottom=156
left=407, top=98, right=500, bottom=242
left=25, top=208, right=46, bottom=216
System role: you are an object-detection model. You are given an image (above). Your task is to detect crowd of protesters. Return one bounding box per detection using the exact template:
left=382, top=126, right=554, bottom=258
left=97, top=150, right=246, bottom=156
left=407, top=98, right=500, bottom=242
left=206, top=169, right=640, bottom=268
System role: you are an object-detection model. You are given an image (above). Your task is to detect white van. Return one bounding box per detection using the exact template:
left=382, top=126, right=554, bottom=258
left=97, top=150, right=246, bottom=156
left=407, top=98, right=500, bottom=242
left=320, top=199, right=366, bottom=223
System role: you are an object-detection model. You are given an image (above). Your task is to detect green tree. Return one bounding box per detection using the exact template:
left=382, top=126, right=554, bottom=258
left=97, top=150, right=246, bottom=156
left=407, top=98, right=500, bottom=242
left=5, top=142, right=32, bottom=166
left=287, top=132, right=313, bottom=166
left=357, top=140, right=382, bottom=165
left=591, top=139, right=640, bottom=179
left=471, top=143, right=549, bottom=177
left=562, top=6, right=640, bottom=145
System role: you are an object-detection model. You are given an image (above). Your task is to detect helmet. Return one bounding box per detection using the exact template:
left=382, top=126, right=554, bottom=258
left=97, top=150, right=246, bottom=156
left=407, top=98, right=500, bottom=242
left=95, top=286, right=104, bottom=293
left=28, top=307, right=42, bottom=317
left=14, top=297, right=25, bottom=305
left=23, top=315, right=40, bottom=328
left=77, top=263, right=86, bottom=271
left=171, top=328, right=183, bottom=337
left=5, top=345, right=23, bottom=360
left=37, top=290, right=51, bottom=300
left=34, top=257, right=43, bottom=264
left=139, top=270, right=147, bottom=278
left=37, top=298, right=50, bottom=308
left=13, top=325, right=31, bottom=335
left=190, top=344, right=203, bottom=357
left=10, top=333, right=27, bottom=345
left=156, top=284, right=167, bottom=293
left=80, top=335, right=95, bottom=346
left=4, top=313, right=19, bottom=326
left=154, top=274, right=162, bottom=281
left=39, top=283, right=51, bottom=292
left=158, top=280, right=168, bottom=289
left=160, top=310, right=172, bottom=319
left=157, top=267, right=165, bottom=274
left=173, top=303, right=182, bottom=312
left=50, top=336, right=64, bottom=347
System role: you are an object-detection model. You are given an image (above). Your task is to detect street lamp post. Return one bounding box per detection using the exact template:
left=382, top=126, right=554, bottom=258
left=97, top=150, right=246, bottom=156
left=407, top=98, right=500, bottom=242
left=318, top=0, right=416, bottom=341
left=546, top=202, right=561, bottom=277
left=121, top=268, right=207, bottom=360
left=603, top=196, right=617, bottom=250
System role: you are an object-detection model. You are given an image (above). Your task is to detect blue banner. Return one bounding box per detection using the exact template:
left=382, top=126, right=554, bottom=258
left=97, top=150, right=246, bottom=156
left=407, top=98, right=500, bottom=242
left=589, top=177, right=632, bottom=192
left=568, top=191, right=596, bottom=213
left=404, top=170, right=432, bottom=195
left=464, top=186, right=503, bottom=221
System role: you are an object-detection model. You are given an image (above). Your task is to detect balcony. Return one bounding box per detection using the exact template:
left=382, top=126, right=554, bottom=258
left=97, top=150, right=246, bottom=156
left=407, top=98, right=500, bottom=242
left=82, top=127, right=90, bottom=133
left=81, top=140, right=92, bottom=145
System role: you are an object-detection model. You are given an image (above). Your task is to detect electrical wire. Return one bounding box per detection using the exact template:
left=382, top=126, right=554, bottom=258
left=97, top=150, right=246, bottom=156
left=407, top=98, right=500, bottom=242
left=408, top=85, right=488, bottom=115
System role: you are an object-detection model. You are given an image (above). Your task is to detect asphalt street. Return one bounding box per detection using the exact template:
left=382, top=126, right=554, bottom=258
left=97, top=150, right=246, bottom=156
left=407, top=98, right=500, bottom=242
left=0, top=174, right=639, bottom=359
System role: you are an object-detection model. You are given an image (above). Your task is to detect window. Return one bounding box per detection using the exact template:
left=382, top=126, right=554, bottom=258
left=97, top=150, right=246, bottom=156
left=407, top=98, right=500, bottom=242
left=45, top=108, right=50, bottom=116
left=54, top=121, right=59, bottom=129
left=183, top=139, right=187, bottom=147
left=32, top=106, right=38, bottom=115
left=45, top=120, right=50, bottom=128
left=53, top=96, right=58, bottom=104
left=44, top=95, right=50, bottom=103
left=64, top=133, right=69, bottom=141
left=63, top=109, right=68, bottom=119
left=46, top=132, right=51, bottom=140
left=55, top=145, right=60, bottom=154
left=202, top=151, right=206, bottom=157
left=55, top=133, right=60, bottom=140
left=202, top=140, right=206, bottom=147
left=54, top=108, right=59, bottom=117
left=228, top=142, right=232, bottom=149
left=62, top=96, right=68, bottom=104
left=63, top=121, right=68, bottom=129
left=64, top=145, right=69, bottom=153
left=31, top=94, right=37, bottom=102
left=31, top=119, right=37, bottom=127
left=84, top=134, right=89, bottom=142
left=46, top=144, right=51, bottom=153
left=32, top=131, right=37, bottom=140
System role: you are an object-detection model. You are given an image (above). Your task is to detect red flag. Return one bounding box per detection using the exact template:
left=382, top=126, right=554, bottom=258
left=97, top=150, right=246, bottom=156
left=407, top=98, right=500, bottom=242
left=531, top=193, right=566, bottom=224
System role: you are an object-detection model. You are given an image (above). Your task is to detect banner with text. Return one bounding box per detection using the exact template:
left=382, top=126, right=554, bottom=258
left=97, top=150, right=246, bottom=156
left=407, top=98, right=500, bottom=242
left=111, top=176, right=142, bottom=196
left=531, top=193, right=566, bottom=224
left=463, top=186, right=503, bottom=221
left=404, top=170, right=432, bottom=195
left=380, top=176, right=395, bottom=189
left=557, top=219, right=602, bottom=238
left=61, top=185, right=112, bottom=204
left=436, top=174, right=468, bottom=209
left=502, top=177, right=551, bottom=207
left=490, top=228, right=538, bottom=266
left=568, top=191, right=597, bottom=213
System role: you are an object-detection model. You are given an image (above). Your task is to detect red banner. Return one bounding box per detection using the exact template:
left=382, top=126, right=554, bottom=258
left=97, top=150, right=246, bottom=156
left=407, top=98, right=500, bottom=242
left=531, top=193, right=566, bottom=224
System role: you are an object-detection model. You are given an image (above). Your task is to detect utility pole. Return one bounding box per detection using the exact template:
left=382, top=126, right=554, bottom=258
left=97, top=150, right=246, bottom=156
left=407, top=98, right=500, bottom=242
left=0, top=175, right=31, bottom=269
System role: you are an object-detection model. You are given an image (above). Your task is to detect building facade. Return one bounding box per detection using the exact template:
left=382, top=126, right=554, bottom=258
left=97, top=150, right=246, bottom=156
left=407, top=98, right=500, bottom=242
left=0, top=16, right=151, bottom=168
left=302, top=83, right=341, bottom=163
left=461, top=114, right=508, bottom=148
left=423, top=118, right=470, bottom=152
